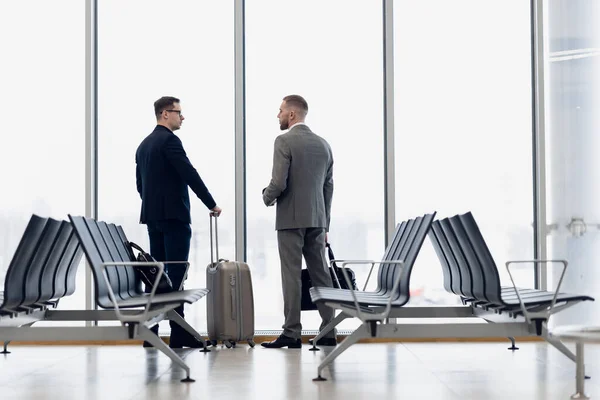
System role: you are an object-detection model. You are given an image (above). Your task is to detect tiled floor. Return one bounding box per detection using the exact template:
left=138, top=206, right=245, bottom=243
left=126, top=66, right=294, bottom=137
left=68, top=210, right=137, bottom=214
left=0, top=341, right=598, bottom=400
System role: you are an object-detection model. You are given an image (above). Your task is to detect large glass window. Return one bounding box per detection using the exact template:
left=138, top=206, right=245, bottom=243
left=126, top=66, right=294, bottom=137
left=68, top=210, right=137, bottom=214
left=0, top=1, right=85, bottom=314
left=98, top=1, right=235, bottom=332
left=246, top=0, right=385, bottom=331
left=544, top=0, right=600, bottom=325
left=394, top=1, right=535, bottom=305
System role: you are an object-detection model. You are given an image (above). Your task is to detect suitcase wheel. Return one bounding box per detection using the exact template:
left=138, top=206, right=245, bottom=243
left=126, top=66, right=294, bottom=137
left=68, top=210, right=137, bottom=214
left=247, top=339, right=255, bottom=348
left=224, top=340, right=233, bottom=349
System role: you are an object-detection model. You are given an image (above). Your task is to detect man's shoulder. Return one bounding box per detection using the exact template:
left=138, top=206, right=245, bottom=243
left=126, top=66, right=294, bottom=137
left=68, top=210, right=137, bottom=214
left=291, top=125, right=327, bottom=141
left=298, top=128, right=331, bottom=147
left=276, top=130, right=290, bottom=138
left=275, top=131, right=293, bottom=144
left=279, top=125, right=311, bottom=141
left=142, top=128, right=179, bottom=146
left=313, top=130, right=332, bottom=149
left=137, top=128, right=177, bottom=158
left=136, top=133, right=152, bottom=155
left=280, top=128, right=331, bottom=148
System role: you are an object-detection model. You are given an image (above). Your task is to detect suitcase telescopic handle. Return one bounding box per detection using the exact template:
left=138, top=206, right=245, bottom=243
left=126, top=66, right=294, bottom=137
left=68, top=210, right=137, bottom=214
left=209, top=212, right=219, bottom=265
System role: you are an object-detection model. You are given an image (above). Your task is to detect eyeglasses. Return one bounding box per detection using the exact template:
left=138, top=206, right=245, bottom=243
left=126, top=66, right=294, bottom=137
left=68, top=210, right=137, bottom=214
left=165, top=109, right=183, bottom=117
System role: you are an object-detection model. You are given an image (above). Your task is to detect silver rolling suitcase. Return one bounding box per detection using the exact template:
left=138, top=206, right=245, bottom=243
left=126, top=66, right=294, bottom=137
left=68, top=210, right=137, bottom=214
left=206, top=213, right=255, bottom=348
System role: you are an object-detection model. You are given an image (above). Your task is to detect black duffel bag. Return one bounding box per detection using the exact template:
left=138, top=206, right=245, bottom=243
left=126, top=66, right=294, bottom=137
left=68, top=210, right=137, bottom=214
left=128, top=241, right=174, bottom=294
left=301, top=243, right=358, bottom=311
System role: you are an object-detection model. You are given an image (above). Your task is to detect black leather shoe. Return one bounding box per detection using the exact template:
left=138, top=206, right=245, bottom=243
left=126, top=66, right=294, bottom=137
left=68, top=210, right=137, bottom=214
left=261, top=335, right=302, bottom=349
left=169, top=335, right=205, bottom=349
left=308, top=337, right=337, bottom=346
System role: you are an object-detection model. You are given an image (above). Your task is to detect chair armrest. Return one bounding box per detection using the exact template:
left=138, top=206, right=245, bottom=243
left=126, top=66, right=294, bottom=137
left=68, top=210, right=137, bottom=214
left=505, top=259, right=568, bottom=324
left=329, top=258, right=379, bottom=291
left=159, top=260, right=191, bottom=290
left=163, top=261, right=190, bottom=266
left=332, top=260, right=405, bottom=323
left=101, top=261, right=166, bottom=323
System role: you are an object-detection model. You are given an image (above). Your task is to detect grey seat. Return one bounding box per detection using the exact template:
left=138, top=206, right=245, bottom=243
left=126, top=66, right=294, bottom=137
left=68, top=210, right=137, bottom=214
left=1, top=214, right=208, bottom=382
left=309, top=212, right=593, bottom=382
left=68, top=215, right=208, bottom=310
left=430, top=217, right=550, bottom=309
left=429, top=212, right=594, bottom=321
left=0, top=215, right=84, bottom=354
left=0, top=215, right=50, bottom=316
left=307, top=213, right=438, bottom=381
left=25, top=220, right=83, bottom=309
left=67, top=214, right=209, bottom=381
left=43, top=223, right=84, bottom=303
left=310, top=213, right=436, bottom=309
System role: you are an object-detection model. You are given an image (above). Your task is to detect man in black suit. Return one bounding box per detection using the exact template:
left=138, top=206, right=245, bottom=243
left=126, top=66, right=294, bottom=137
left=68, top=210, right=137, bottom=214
left=136, top=96, right=221, bottom=348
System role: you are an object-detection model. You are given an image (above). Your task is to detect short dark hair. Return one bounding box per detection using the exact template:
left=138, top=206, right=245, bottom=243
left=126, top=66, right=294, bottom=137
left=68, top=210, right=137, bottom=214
left=154, top=96, right=180, bottom=118
left=283, top=95, right=308, bottom=114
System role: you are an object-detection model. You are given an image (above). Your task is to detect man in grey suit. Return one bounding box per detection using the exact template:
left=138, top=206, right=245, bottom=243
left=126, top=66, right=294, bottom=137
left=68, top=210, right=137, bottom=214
left=261, top=95, right=336, bottom=349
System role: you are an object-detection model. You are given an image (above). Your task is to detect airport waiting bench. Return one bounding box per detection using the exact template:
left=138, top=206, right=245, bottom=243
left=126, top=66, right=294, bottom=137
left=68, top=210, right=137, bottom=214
left=0, top=215, right=83, bottom=352
left=0, top=214, right=210, bottom=383
left=428, top=212, right=594, bottom=355
left=308, top=211, right=595, bottom=381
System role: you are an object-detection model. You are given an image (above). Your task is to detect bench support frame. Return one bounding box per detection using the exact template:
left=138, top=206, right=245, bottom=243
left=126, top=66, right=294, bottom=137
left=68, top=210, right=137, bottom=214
left=0, top=303, right=206, bottom=382
left=312, top=304, right=579, bottom=380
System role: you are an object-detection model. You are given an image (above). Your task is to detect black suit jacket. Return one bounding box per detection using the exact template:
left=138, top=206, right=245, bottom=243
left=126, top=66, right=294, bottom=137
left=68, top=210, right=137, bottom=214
left=136, top=125, right=216, bottom=224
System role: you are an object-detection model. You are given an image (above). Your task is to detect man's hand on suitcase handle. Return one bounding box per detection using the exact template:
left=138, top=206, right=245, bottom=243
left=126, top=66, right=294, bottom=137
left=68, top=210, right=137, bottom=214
left=210, top=206, right=222, bottom=217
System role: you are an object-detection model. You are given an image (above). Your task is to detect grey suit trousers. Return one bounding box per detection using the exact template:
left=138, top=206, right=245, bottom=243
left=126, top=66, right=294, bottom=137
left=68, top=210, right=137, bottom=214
left=277, top=228, right=335, bottom=339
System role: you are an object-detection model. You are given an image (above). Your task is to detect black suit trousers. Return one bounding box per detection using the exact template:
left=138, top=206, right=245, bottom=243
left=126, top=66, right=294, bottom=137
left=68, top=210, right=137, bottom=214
left=147, top=219, right=192, bottom=337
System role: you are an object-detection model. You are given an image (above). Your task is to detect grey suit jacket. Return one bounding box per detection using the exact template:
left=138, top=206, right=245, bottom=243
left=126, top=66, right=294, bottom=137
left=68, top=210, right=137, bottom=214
left=263, top=124, right=334, bottom=231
